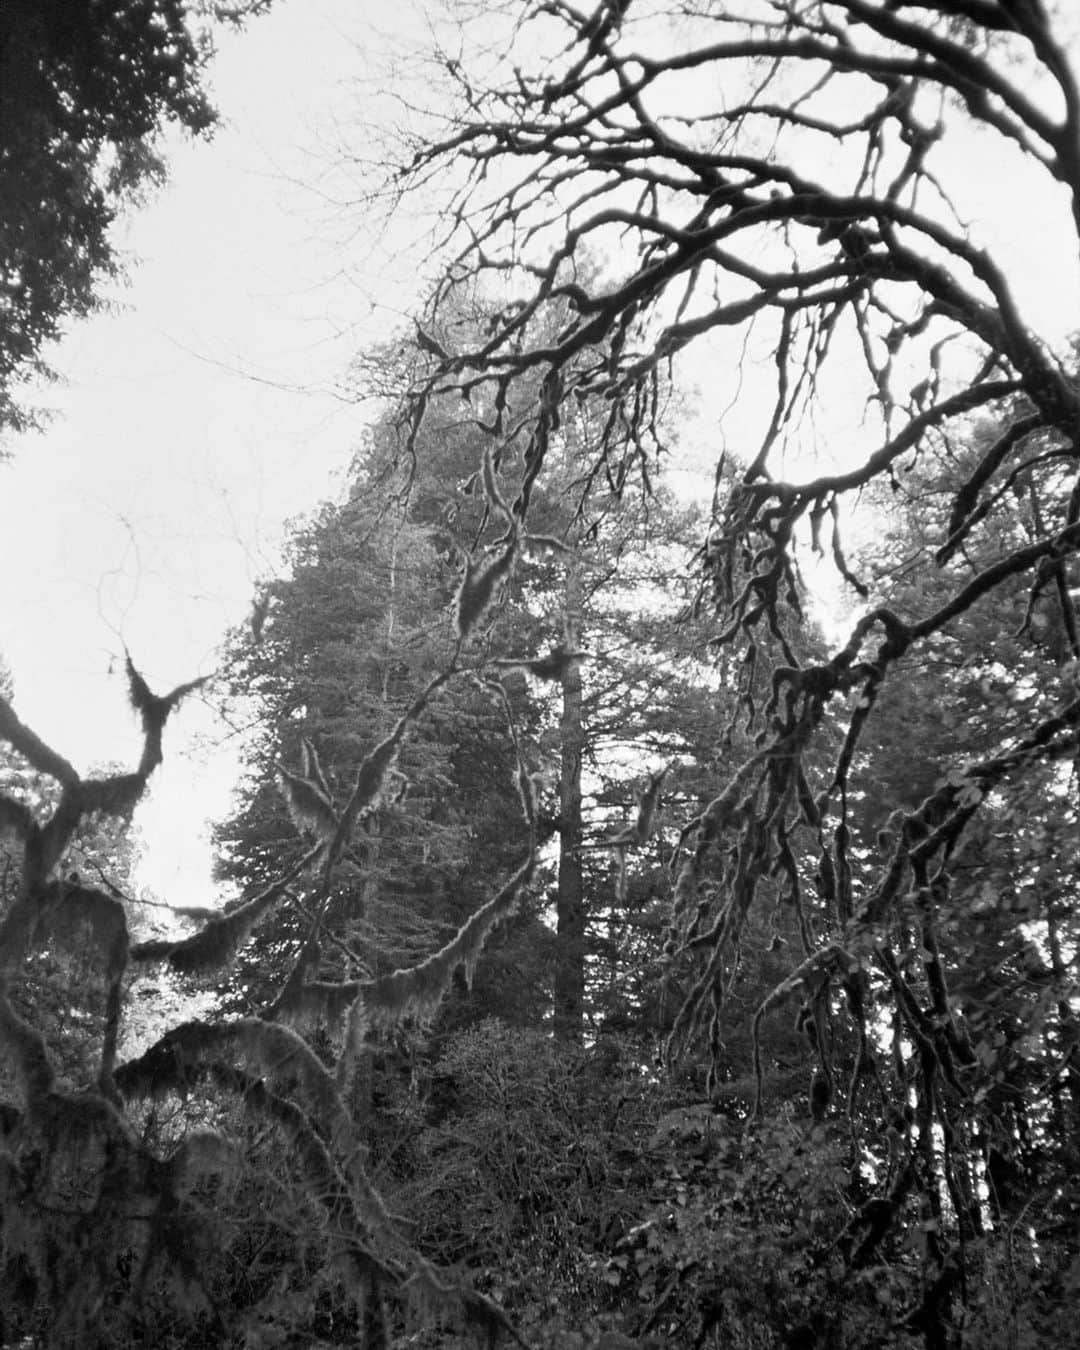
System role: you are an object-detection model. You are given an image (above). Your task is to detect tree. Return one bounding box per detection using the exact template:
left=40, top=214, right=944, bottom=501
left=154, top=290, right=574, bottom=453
left=840, top=441, right=1080, bottom=1337
left=383, top=1, right=1080, bottom=1341
left=540, top=503, right=765, bottom=1049
left=204, top=314, right=763, bottom=1340
left=0, top=611, right=547, bottom=1345
left=213, top=443, right=549, bottom=1028
left=517, top=469, right=736, bottom=1045
left=0, top=0, right=269, bottom=440
left=8, top=3, right=1080, bottom=1344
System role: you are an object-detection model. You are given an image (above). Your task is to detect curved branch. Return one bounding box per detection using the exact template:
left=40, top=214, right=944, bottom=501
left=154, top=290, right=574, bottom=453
left=0, top=697, right=78, bottom=786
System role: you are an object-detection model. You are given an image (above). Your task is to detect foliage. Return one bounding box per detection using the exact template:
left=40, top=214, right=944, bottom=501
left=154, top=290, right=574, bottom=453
left=0, top=646, right=535, bottom=1347
left=6, top=2, right=1080, bottom=1347
left=609, top=1115, right=905, bottom=1349
left=212, top=419, right=551, bottom=1034
left=376, top=1, right=1080, bottom=1343
left=389, top=1019, right=660, bottom=1349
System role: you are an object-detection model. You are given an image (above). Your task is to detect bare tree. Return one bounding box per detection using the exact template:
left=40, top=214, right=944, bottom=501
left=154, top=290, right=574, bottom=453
left=387, top=0, right=1080, bottom=1334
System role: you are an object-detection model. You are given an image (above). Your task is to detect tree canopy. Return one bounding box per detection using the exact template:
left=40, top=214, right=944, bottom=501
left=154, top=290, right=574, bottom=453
left=3, top=2, right=1080, bottom=1347
left=379, top=0, right=1080, bottom=1339
left=391, top=0, right=1080, bottom=1068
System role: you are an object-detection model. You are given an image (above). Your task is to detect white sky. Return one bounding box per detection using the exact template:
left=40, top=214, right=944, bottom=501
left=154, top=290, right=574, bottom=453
left=0, top=0, right=436, bottom=905
left=0, top=2, right=1077, bottom=908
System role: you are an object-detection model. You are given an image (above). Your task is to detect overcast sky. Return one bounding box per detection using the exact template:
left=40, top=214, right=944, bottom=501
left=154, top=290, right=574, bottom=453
left=0, top=0, right=438, bottom=904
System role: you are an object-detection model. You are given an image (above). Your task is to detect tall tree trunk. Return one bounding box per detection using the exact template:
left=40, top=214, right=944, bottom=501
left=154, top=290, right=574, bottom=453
left=1046, top=897, right=1080, bottom=1186
left=554, top=557, right=584, bottom=1043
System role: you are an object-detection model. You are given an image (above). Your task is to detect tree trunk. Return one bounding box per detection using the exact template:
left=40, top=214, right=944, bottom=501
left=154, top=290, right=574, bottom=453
left=554, top=557, right=584, bottom=1043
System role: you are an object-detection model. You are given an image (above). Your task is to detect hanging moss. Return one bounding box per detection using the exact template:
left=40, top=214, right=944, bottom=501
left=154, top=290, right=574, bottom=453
left=0, top=984, right=55, bottom=1104
left=0, top=791, right=34, bottom=845
left=273, top=978, right=361, bottom=1036
left=28, top=881, right=129, bottom=980
left=277, top=763, right=337, bottom=837
left=337, top=853, right=536, bottom=1082
left=165, top=1130, right=241, bottom=1200
left=78, top=770, right=145, bottom=818
left=204, top=1063, right=413, bottom=1285
left=322, top=667, right=455, bottom=880
left=0, top=585, right=532, bottom=1345
left=493, top=642, right=582, bottom=683
left=130, top=847, right=318, bottom=974
left=116, top=1017, right=356, bottom=1153
left=125, top=653, right=210, bottom=777
left=480, top=443, right=513, bottom=525
left=455, top=539, right=517, bottom=640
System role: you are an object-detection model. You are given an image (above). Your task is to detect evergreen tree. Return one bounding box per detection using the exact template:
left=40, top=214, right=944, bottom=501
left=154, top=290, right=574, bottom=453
left=841, top=430, right=1080, bottom=1306
left=215, top=451, right=548, bottom=1028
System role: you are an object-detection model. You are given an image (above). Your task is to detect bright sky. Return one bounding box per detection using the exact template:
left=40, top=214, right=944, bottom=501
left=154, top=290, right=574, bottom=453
left=0, top=0, right=436, bottom=906
left=0, top=2, right=1077, bottom=909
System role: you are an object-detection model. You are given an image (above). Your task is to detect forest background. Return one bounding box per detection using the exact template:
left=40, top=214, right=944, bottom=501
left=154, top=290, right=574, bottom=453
left=1, top=3, right=1080, bottom=1349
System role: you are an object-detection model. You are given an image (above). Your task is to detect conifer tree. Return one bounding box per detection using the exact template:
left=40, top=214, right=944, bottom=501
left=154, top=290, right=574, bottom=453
left=214, top=442, right=548, bottom=1028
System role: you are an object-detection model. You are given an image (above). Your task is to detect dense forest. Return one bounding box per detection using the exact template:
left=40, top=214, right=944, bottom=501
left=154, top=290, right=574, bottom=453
left=2, top=2, right=1080, bottom=1347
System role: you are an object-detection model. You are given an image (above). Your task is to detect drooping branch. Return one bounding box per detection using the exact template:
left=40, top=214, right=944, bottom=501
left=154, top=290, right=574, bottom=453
left=115, top=1017, right=357, bottom=1156
left=0, top=696, right=78, bottom=786
left=202, top=1063, right=405, bottom=1273
left=354, top=853, right=536, bottom=1031
left=119, top=1045, right=520, bottom=1341
left=129, top=846, right=319, bottom=973
left=271, top=851, right=537, bottom=1079
left=0, top=879, right=129, bottom=977
left=321, top=664, right=459, bottom=883
left=277, top=759, right=338, bottom=852
left=209, top=1064, right=523, bottom=1344
left=859, top=692, right=1080, bottom=928
left=938, top=410, right=1048, bottom=563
